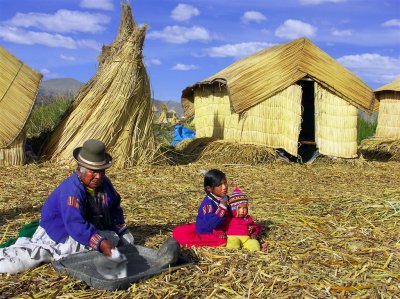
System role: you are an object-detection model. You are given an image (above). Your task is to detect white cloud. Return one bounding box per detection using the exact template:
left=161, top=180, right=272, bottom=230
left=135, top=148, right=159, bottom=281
left=171, top=63, right=198, bottom=71
left=241, top=11, right=267, bottom=24
left=332, top=29, right=352, bottom=37
left=60, top=54, right=76, bottom=61
left=338, top=53, right=400, bottom=85
left=171, top=4, right=200, bottom=21
left=40, top=68, right=51, bottom=75
left=148, top=26, right=210, bottom=43
left=299, top=0, right=346, bottom=4
left=80, top=0, right=114, bottom=11
left=145, top=58, right=162, bottom=66
left=0, top=26, right=101, bottom=50
left=204, top=42, right=275, bottom=59
left=275, top=19, right=317, bottom=39
left=40, top=68, right=59, bottom=79
left=7, top=10, right=110, bottom=33
left=382, top=19, right=400, bottom=27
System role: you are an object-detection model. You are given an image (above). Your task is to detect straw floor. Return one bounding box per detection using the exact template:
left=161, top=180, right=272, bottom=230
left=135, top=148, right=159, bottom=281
left=0, top=161, right=399, bottom=298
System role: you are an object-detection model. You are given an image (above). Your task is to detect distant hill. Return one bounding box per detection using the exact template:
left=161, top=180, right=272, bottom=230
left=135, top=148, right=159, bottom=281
left=37, top=78, right=83, bottom=103
left=152, top=99, right=183, bottom=117
left=36, top=78, right=183, bottom=116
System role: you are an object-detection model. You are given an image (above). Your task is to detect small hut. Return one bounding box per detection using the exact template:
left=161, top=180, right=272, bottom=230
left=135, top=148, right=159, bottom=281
left=157, top=104, right=168, bottom=124
left=151, top=104, right=159, bottom=123
left=40, top=3, right=156, bottom=168
left=182, top=38, right=375, bottom=159
left=167, top=109, right=179, bottom=124
left=374, top=77, right=400, bottom=138
left=0, top=46, right=42, bottom=166
left=358, top=77, right=400, bottom=161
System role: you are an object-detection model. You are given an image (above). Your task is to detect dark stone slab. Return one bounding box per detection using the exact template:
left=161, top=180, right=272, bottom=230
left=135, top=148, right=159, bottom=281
left=52, top=238, right=188, bottom=290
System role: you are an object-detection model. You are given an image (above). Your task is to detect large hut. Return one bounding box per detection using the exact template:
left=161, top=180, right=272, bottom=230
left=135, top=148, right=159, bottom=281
left=374, top=77, right=400, bottom=138
left=0, top=46, right=42, bottom=166
left=40, top=3, right=156, bottom=168
left=182, top=38, right=375, bottom=159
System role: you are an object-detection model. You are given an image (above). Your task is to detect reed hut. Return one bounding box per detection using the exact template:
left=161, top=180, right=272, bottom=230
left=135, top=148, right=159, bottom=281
left=40, top=3, right=156, bottom=168
left=151, top=104, right=159, bottom=123
left=157, top=104, right=168, bottom=124
left=182, top=38, right=375, bottom=159
left=0, top=46, right=42, bottom=166
left=358, top=77, right=400, bottom=161
left=167, top=109, right=179, bottom=124
left=374, top=77, right=400, bottom=138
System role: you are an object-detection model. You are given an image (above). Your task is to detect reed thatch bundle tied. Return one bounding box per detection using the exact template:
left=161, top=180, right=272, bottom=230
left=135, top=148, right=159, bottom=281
left=167, top=109, right=179, bottom=124
left=40, top=3, right=157, bottom=168
left=0, top=46, right=42, bottom=166
left=157, top=104, right=168, bottom=124
left=359, top=137, right=400, bottom=161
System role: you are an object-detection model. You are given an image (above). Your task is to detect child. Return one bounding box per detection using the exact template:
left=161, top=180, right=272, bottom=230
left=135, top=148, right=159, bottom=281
left=172, top=169, right=229, bottom=247
left=225, top=186, right=264, bottom=252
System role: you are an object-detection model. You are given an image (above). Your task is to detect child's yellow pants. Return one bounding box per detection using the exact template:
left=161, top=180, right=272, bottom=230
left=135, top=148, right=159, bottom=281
left=226, top=235, right=260, bottom=252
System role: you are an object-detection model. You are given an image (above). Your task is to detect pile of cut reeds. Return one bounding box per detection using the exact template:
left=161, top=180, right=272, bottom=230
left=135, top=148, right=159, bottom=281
left=172, top=137, right=278, bottom=165
left=359, top=137, right=400, bottom=161
left=0, top=161, right=399, bottom=298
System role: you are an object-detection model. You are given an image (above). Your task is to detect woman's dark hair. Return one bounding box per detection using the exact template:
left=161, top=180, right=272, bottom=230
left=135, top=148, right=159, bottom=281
left=204, top=169, right=226, bottom=193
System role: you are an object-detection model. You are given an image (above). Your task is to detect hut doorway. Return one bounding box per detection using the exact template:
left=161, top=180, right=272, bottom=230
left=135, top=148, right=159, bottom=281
left=298, top=79, right=318, bottom=163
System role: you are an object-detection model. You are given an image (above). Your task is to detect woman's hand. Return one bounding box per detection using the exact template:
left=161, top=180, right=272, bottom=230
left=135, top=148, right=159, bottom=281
left=99, top=239, right=113, bottom=256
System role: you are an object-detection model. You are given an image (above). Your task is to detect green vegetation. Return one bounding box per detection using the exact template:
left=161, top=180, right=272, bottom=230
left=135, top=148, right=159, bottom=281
left=357, top=117, right=377, bottom=144
left=26, top=97, right=70, bottom=138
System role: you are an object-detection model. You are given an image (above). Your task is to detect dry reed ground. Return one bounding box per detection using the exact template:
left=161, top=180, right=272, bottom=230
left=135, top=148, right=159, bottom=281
left=0, top=161, right=399, bottom=298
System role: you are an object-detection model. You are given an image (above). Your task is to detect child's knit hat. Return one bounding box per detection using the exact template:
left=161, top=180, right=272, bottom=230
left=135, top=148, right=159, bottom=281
left=229, top=186, right=248, bottom=216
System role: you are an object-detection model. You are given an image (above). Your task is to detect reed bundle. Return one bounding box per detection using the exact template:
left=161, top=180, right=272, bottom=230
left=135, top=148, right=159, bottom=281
left=359, top=137, right=400, bottom=161
left=0, top=46, right=42, bottom=165
left=173, top=137, right=277, bottom=164
left=40, top=3, right=157, bottom=168
left=0, top=162, right=398, bottom=297
left=157, top=104, right=168, bottom=124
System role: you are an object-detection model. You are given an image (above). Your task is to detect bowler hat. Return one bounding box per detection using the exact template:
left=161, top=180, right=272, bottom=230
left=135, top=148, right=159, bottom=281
left=73, top=139, right=112, bottom=170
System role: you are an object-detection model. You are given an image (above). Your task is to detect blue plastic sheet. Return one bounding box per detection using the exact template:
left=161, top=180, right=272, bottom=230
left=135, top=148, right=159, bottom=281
left=171, top=125, right=195, bottom=146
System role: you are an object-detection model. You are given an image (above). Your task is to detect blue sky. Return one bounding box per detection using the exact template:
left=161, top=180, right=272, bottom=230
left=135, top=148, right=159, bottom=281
left=0, top=0, right=399, bottom=102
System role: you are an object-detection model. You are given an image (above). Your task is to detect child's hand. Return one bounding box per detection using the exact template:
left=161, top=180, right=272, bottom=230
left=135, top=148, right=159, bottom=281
left=219, top=199, right=228, bottom=207
left=250, top=233, right=257, bottom=239
left=261, top=241, right=269, bottom=252
left=218, top=232, right=227, bottom=239
left=248, top=225, right=255, bottom=234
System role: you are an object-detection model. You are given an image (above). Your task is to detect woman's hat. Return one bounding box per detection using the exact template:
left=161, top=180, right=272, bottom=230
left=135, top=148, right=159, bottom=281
left=72, top=139, right=112, bottom=170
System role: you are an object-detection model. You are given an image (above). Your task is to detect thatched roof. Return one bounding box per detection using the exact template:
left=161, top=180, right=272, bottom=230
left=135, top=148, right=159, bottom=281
left=375, top=77, right=400, bottom=94
left=0, top=46, right=42, bottom=148
left=40, top=3, right=156, bottom=168
left=182, top=38, right=375, bottom=117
